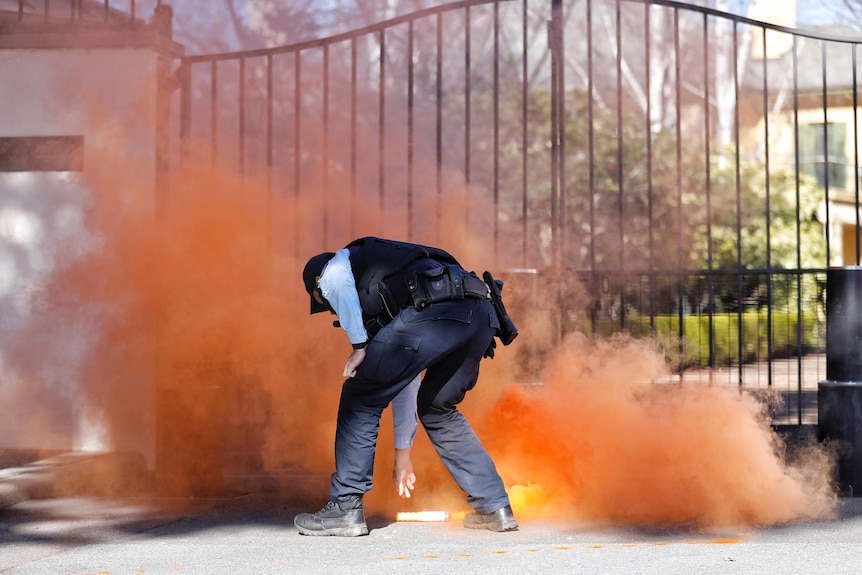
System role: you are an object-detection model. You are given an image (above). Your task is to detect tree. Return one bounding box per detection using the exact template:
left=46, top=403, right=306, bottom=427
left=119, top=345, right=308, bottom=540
left=169, top=0, right=454, bottom=54
left=808, top=0, right=862, bottom=30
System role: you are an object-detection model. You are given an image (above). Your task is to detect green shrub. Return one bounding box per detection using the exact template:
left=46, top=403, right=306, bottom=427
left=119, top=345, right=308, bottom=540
left=594, top=311, right=824, bottom=369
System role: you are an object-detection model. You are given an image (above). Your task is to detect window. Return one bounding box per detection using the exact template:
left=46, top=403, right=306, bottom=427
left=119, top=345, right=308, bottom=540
left=798, top=122, right=846, bottom=189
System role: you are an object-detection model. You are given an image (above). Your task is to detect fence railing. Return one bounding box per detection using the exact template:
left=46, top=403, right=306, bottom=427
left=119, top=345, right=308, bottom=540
left=174, top=0, right=862, bottom=425
left=3, top=0, right=161, bottom=24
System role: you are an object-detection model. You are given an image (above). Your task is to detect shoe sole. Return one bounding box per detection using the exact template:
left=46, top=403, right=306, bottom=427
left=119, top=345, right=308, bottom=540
left=296, top=523, right=369, bottom=537
left=464, top=519, right=519, bottom=532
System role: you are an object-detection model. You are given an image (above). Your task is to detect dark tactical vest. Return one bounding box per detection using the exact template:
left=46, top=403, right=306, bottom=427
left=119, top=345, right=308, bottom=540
left=346, top=237, right=461, bottom=334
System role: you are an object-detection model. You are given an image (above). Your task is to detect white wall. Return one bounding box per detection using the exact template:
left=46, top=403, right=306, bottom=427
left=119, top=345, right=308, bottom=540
left=0, top=45, right=163, bottom=460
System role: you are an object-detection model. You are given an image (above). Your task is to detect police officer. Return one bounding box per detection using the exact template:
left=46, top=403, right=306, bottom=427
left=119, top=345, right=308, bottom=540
left=294, top=237, right=517, bottom=536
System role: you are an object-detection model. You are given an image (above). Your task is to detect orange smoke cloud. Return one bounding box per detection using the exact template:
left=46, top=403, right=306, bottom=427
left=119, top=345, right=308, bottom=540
left=14, top=151, right=345, bottom=494
left=4, top=90, right=836, bottom=526
left=474, top=333, right=837, bottom=528
left=6, top=111, right=495, bottom=498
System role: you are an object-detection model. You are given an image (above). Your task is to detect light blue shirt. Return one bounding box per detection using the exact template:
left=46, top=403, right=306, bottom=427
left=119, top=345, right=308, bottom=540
left=318, top=249, right=368, bottom=346
left=318, top=248, right=419, bottom=448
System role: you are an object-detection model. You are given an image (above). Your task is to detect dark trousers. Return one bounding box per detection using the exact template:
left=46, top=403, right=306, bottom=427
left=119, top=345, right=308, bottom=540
left=330, top=298, right=510, bottom=514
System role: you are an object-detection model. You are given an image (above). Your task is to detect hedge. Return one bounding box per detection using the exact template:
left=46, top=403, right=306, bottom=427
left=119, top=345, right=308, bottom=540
left=594, top=311, right=824, bottom=368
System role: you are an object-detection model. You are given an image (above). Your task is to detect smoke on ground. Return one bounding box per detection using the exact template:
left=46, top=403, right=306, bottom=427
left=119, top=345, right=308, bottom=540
left=477, top=333, right=837, bottom=527
left=2, top=124, right=837, bottom=527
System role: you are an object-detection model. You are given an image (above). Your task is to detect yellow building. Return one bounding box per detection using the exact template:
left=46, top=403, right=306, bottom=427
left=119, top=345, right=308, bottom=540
left=744, top=23, right=862, bottom=266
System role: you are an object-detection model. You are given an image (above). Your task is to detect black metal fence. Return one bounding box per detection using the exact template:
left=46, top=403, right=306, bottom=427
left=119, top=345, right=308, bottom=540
left=174, top=0, right=862, bottom=425
left=4, top=0, right=160, bottom=23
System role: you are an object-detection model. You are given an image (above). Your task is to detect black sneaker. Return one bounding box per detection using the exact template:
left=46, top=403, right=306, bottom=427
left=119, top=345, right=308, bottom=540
left=463, top=504, right=518, bottom=532
left=294, top=499, right=368, bottom=537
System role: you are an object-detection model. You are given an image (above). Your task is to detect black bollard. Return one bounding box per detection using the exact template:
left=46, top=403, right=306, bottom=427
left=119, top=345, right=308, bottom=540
left=819, top=266, right=862, bottom=496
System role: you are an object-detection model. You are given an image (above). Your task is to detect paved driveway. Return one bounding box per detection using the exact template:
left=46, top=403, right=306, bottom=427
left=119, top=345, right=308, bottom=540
left=3, top=494, right=862, bottom=575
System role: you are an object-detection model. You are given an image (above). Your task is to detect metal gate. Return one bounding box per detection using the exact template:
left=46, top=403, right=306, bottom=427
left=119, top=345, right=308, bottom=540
left=173, top=0, right=862, bottom=425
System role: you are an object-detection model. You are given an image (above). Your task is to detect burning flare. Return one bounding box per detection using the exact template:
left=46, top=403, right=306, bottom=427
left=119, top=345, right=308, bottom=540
left=396, top=511, right=449, bottom=522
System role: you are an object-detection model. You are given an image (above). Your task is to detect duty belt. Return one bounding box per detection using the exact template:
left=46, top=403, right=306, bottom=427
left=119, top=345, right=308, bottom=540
left=406, top=264, right=490, bottom=310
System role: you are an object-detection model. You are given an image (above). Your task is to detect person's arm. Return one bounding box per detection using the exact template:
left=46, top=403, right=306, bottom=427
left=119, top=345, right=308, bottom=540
left=391, top=375, right=420, bottom=498
left=317, top=249, right=369, bottom=377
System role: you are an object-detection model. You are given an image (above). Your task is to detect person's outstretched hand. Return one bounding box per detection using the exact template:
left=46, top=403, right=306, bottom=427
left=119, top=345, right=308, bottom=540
left=393, top=448, right=416, bottom=498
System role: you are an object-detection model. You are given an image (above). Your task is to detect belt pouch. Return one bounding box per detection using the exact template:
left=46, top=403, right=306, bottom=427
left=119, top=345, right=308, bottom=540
left=408, top=265, right=468, bottom=309
left=408, top=266, right=448, bottom=309
left=446, top=265, right=465, bottom=300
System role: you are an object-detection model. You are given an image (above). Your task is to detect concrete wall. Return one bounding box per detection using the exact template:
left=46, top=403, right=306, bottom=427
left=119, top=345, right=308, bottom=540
left=0, top=30, right=181, bottom=465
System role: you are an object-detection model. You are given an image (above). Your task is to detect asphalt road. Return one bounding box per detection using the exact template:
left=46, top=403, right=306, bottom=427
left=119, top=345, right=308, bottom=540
left=3, top=493, right=862, bottom=575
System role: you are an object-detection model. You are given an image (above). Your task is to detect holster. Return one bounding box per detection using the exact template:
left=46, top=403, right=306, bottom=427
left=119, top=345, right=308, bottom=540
left=407, top=265, right=490, bottom=310
left=482, top=271, right=519, bottom=346
left=361, top=282, right=400, bottom=337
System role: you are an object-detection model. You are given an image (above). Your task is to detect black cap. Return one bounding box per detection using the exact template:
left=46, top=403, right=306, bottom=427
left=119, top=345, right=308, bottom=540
left=303, top=252, right=335, bottom=314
